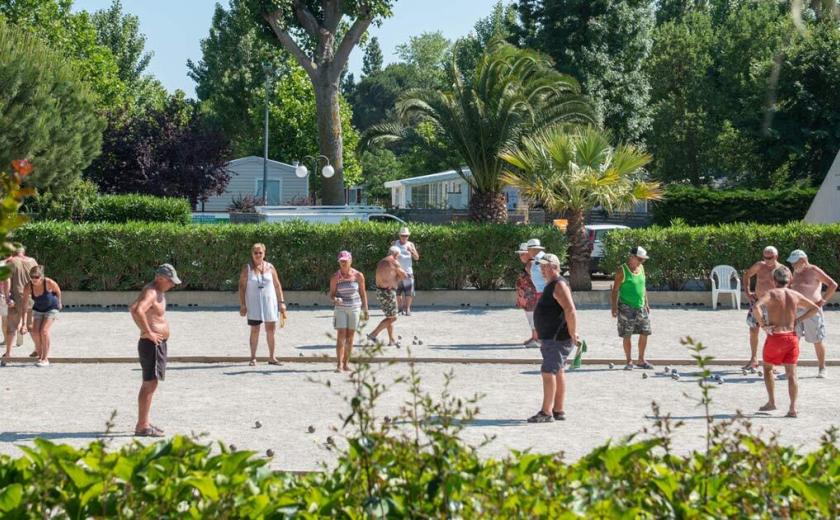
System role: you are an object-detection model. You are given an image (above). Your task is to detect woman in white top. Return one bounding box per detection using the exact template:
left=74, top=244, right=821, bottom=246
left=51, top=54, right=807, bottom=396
left=238, top=243, right=287, bottom=366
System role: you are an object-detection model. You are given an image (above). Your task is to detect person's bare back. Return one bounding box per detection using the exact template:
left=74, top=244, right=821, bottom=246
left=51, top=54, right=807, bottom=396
left=375, top=257, right=405, bottom=289
left=761, top=288, right=801, bottom=333
left=131, top=284, right=170, bottom=341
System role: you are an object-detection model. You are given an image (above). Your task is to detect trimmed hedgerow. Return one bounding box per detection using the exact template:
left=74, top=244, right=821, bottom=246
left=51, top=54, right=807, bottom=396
left=651, top=186, right=817, bottom=226
left=603, top=222, right=840, bottom=290
left=25, top=192, right=192, bottom=224
left=14, top=221, right=565, bottom=290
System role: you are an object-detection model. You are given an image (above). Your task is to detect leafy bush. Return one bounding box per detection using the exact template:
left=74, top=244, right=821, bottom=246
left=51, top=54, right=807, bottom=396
left=22, top=178, right=100, bottom=222
left=14, top=221, right=566, bottom=290
left=652, top=186, right=818, bottom=226
left=83, top=195, right=192, bottom=224
left=603, top=222, right=840, bottom=289
left=1, top=339, right=838, bottom=518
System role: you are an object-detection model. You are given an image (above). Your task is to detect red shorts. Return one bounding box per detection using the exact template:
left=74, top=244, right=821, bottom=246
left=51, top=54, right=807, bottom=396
left=762, top=332, right=800, bottom=366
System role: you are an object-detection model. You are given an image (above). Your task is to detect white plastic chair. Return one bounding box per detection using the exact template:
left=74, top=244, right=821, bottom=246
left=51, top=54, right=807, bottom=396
left=710, top=265, right=741, bottom=309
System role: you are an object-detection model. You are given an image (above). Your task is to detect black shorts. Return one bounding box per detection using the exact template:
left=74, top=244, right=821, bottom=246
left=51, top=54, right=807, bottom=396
left=247, top=319, right=262, bottom=326
left=138, top=338, right=167, bottom=381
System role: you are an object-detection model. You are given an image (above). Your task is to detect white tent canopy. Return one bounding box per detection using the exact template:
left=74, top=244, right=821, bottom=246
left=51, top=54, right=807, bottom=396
left=804, top=149, right=840, bottom=223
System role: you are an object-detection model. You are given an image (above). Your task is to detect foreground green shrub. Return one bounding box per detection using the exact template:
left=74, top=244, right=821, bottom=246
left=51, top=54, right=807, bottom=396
left=1, top=340, right=838, bottom=518
left=603, top=222, right=840, bottom=289
left=16, top=221, right=565, bottom=290
left=21, top=178, right=100, bottom=222
left=652, top=186, right=817, bottom=226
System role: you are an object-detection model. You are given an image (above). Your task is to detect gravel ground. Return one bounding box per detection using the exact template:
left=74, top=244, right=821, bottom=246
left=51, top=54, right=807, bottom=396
left=8, top=306, right=840, bottom=363
left=1, top=361, right=838, bottom=472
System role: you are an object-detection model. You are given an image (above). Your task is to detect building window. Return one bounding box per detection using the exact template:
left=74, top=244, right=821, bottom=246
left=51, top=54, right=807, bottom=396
left=256, top=179, right=282, bottom=205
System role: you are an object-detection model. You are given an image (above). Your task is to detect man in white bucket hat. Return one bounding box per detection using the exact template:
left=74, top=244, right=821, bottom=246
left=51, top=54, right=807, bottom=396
left=393, top=227, right=419, bottom=316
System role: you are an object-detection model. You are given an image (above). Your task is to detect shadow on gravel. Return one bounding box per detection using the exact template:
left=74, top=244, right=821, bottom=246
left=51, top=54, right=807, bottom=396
left=296, top=344, right=334, bottom=350
left=645, top=414, right=740, bottom=421
left=520, top=368, right=613, bottom=375
left=0, top=431, right=133, bottom=442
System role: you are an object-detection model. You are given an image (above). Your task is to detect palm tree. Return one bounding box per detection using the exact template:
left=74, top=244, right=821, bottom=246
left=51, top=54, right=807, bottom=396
left=501, top=126, right=663, bottom=291
left=363, top=41, right=593, bottom=223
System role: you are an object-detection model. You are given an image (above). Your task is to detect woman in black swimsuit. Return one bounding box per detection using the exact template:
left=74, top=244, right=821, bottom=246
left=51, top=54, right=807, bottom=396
left=21, top=266, right=61, bottom=367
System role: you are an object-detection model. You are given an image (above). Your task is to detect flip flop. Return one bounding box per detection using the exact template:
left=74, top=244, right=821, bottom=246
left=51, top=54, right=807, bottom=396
left=248, top=360, right=256, bottom=366
left=149, top=424, right=164, bottom=434
left=134, top=427, right=164, bottom=437
left=758, top=404, right=777, bottom=412
left=267, top=359, right=282, bottom=366
left=785, top=411, right=798, bottom=418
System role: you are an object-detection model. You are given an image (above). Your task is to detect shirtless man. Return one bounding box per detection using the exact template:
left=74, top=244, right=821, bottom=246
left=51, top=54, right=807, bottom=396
left=129, top=264, right=180, bottom=437
left=752, top=266, right=819, bottom=418
left=788, top=249, right=837, bottom=378
left=1, top=244, right=38, bottom=366
left=367, top=247, right=407, bottom=346
left=742, top=246, right=783, bottom=370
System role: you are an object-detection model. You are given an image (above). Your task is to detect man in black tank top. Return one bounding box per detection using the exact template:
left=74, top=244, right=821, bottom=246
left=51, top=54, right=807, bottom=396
left=527, top=254, right=578, bottom=423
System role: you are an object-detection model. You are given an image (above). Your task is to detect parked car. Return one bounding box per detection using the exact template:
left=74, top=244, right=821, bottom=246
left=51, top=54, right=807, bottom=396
left=587, top=224, right=629, bottom=273
left=255, top=205, right=407, bottom=225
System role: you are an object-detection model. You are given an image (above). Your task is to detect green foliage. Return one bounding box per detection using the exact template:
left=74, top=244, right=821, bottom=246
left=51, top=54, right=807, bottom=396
left=187, top=4, right=362, bottom=186
left=364, top=41, right=594, bottom=222
left=0, top=20, right=105, bottom=191
left=603, top=222, right=840, bottom=290
left=82, top=195, right=192, bottom=225
left=394, top=31, right=452, bottom=88
left=14, top=221, right=565, bottom=291
left=652, top=186, right=818, bottom=226
left=1, top=340, right=839, bottom=517
left=361, top=35, right=383, bottom=76
left=501, top=126, right=660, bottom=289
left=90, top=0, right=152, bottom=87
left=513, top=0, right=655, bottom=144
left=22, top=178, right=100, bottom=222
left=0, top=0, right=127, bottom=110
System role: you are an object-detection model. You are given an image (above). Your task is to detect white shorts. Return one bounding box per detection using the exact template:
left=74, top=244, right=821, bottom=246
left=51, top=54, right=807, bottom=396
left=796, top=308, right=826, bottom=344
left=333, top=307, right=360, bottom=330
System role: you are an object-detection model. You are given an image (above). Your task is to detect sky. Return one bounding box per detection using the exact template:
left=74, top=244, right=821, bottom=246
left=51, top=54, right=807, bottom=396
left=72, top=0, right=504, bottom=97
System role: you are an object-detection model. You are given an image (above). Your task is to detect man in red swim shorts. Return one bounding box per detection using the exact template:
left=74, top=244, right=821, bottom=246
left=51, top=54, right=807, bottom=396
left=752, top=266, right=820, bottom=418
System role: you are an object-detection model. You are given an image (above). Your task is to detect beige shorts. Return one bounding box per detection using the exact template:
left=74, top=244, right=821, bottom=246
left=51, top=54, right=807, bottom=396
left=796, top=309, right=826, bottom=344
left=333, top=307, right=360, bottom=330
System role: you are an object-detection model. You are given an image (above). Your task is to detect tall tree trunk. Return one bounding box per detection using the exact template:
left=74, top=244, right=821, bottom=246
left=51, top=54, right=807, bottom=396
left=315, top=79, right=344, bottom=205
left=469, top=191, right=508, bottom=223
left=566, top=209, right=592, bottom=291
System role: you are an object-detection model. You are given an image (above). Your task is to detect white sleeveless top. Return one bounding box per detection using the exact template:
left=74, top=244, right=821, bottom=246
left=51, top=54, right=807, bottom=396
left=246, top=262, right=279, bottom=322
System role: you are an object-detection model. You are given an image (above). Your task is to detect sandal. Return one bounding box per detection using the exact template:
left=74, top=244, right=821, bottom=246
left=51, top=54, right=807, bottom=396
left=150, top=424, right=164, bottom=434
left=134, top=427, right=164, bottom=437
left=267, top=359, right=282, bottom=366
left=785, top=411, right=798, bottom=418
left=758, top=403, right=777, bottom=412
left=636, top=361, right=655, bottom=370
left=248, top=359, right=256, bottom=367
left=552, top=410, right=566, bottom=421
left=526, top=411, right=554, bottom=423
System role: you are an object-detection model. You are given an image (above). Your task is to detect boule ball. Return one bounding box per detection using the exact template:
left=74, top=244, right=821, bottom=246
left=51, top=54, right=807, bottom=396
left=266, top=449, right=274, bottom=457
left=255, top=420, right=263, bottom=429
left=307, top=425, right=315, bottom=434
left=608, top=362, right=614, bottom=369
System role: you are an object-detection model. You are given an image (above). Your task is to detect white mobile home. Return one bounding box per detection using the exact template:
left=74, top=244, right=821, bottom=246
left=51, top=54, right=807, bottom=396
left=200, top=156, right=309, bottom=212
left=384, top=168, right=522, bottom=210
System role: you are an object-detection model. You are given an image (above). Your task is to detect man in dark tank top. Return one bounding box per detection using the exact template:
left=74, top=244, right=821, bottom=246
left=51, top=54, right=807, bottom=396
left=527, top=253, right=579, bottom=423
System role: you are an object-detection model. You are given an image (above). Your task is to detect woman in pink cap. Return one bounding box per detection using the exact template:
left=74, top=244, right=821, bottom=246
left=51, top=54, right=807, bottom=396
left=329, top=251, right=369, bottom=372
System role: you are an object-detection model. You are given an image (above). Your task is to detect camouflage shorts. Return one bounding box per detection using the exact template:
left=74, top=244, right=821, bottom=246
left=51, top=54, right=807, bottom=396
left=617, top=301, right=652, bottom=337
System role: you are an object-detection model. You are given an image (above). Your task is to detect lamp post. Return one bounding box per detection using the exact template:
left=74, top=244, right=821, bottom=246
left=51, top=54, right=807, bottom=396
left=294, top=155, right=336, bottom=205
left=261, top=63, right=276, bottom=205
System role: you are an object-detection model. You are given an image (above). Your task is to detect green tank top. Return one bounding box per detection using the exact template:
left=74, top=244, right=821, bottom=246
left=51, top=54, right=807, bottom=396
left=619, top=263, right=646, bottom=309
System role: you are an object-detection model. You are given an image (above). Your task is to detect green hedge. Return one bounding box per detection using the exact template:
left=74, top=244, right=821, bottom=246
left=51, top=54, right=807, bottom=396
left=652, top=186, right=817, bottom=226
left=15, top=221, right=565, bottom=291
left=603, top=222, right=840, bottom=290
left=25, top=191, right=192, bottom=224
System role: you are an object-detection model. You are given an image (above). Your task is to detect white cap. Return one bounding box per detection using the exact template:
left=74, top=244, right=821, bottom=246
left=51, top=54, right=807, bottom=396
left=787, top=249, right=807, bottom=264
left=526, top=238, right=544, bottom=250
left=764, top=246, right=778, bottom=257
left=516, top=242, right=529, bottom=254
left=631, top=246, right=649, bottom=260
left=399, top=227, right=410, bottom=236
left=538, top=253, right=561, bottom=267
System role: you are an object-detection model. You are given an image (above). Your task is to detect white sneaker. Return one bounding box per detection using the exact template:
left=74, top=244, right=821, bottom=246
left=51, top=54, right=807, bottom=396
left=817, top=368, right=827, bottom=379
left=35, top=360, right=49, bottom=367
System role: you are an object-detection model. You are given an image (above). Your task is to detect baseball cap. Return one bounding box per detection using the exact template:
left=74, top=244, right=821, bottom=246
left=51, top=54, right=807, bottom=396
left=337, top=250, right=352, bottom=262
left=538, top=253, right=561, bottom=267
left=399, top=227, right=410, bottom=236
left=155, top=263, right=181, bottom=285
left=787, top=249, right=807, bottom=264
left=630, top=246, right=649, bottom=259
left=515, top=242, right=528, bottom=254
left=773, top=266, right=791, bottom=284
left=526, top=238, right=544, bottom=250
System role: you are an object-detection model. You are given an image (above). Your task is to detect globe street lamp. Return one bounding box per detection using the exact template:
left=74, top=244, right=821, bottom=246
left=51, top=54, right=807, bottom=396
left=294, top=155, right=335, bottom=179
